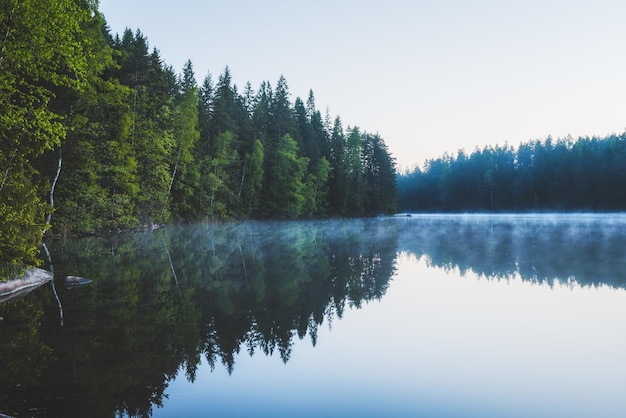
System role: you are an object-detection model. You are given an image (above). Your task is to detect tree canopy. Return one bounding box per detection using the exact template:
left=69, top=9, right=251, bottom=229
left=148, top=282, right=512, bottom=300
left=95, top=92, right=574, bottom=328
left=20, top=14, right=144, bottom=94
left=397, top=133, right=626, bottom=212
left=0, top=2, right=397, bottom=271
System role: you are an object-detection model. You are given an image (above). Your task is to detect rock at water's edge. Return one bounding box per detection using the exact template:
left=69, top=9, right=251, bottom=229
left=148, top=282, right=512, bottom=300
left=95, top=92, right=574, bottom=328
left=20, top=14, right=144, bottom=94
left=0, top=268, right=53, bottom=303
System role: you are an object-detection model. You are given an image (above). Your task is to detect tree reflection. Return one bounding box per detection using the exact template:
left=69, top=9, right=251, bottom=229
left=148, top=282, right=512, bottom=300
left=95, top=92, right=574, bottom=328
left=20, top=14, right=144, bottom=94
left=0, top=219, right=398, bottom=416
left=4, top=215, right=625, bottom=416
left=173, top=220, right=398, bottom=370
left=397, top=214, right=626, bottom=288
left=0, top=296, right=53, bottom=417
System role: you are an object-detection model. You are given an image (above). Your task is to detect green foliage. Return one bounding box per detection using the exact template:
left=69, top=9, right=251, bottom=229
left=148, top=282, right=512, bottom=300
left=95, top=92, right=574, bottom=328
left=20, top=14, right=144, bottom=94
left=0, top=172, right=46, bottom=267
left=0, top=1, right=398, bottom=268
left=302, top=157, right=330, bottom=217
left=205, top=131, right=239, bottom=219
left=48, top=67, right=139, bottom=233
left=113, top=32, right=179, bottom=225
left=0, top=0, right=93, bottom=267
left=264, top=134, right=309, bottom=218
left=169, top=66, right=201, bottom=221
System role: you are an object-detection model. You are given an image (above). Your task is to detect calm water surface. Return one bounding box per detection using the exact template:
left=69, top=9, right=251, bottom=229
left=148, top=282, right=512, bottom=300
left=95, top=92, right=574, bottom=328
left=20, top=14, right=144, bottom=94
left=2, top=214, right=626, bottom=417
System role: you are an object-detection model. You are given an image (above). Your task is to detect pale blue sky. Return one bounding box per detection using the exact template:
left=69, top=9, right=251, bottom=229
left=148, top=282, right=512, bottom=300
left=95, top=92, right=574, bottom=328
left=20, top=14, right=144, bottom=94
left=99, top=0, right=626, bottom=169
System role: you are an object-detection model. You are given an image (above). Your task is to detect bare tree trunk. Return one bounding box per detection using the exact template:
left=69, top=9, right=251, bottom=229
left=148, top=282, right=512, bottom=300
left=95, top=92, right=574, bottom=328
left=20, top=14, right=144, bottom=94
left=168, top=145, right=182, bottom=197
left=238, top=160, right=247, bottom=198
left=43, top=148, right=62, bottom=235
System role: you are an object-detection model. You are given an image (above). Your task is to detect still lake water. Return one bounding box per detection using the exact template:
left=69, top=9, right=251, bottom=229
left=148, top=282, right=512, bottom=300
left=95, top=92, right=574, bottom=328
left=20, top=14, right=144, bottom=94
left=2, top=214, right=626, bottom=417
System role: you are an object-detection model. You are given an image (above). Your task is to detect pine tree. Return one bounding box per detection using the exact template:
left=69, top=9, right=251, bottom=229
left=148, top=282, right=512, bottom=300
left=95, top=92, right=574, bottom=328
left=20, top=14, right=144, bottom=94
left=362, top=133, right=397, bottom=214
left=294, top=97, right=320, bottom=164
left=345, top=126, right=364, bottom=214
left=198, top=71, right=214, bottom=147
left=240, top=139, right=264, bottom=216
left=269, top=75, right=295, bottom=142
left=251, top=80, right=272, bottom=147
left=327, top=117, right=348, bottom=215
left=210, top=66, right=237, bottom=138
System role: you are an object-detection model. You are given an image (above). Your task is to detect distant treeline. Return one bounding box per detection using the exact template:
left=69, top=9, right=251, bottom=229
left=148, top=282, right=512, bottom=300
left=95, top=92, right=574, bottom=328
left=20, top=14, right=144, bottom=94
left=398, top=133, right=626, bottom=212
left=0, top=1, right=397, bottom=268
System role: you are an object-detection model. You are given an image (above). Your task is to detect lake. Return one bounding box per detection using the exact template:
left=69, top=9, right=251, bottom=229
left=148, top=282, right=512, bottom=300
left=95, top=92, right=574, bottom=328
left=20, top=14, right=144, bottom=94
left=2, top=214, right=626, bottom=417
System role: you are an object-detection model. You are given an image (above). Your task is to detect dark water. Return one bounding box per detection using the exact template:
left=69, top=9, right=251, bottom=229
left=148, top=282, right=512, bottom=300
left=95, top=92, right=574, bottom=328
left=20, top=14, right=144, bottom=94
left=2, top=214, right=626, bottom=417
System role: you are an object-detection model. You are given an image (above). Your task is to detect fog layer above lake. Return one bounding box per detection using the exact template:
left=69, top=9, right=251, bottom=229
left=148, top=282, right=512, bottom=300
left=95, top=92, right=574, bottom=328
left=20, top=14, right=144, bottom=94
left=397, top=213, right=626, bottom=288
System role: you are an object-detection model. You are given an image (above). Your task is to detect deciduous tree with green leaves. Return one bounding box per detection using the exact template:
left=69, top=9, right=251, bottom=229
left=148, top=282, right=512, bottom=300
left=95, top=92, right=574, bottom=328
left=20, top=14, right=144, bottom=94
left=0, top=0, right=93, bottom=268
left=169, top=60, right=201, bottom=221
left=263, top=134, right=309, bottom=218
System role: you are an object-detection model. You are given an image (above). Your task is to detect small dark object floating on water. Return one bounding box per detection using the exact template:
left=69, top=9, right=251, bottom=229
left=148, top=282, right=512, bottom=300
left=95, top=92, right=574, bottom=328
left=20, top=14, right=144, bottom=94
left=64, top=275, right=93, bottom=287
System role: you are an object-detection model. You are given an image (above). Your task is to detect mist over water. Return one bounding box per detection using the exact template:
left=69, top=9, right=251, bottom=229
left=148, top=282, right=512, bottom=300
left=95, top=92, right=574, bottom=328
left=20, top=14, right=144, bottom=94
left=1, top=214, right=626, bottom=417
left=396, top=213, right=626, bottom=288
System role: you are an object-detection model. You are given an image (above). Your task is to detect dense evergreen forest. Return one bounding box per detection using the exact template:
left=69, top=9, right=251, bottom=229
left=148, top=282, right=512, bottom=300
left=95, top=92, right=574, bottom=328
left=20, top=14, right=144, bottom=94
left=0, top=0, right=397, bottom=270
left=398, top=133, right=626, bottom=212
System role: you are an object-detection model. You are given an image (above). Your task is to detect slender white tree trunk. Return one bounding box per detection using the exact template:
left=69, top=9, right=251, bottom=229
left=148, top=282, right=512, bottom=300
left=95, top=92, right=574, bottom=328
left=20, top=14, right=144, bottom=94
left=43, top=148, right=62, bottom=234
left=238, top=161, right=247, bottom=198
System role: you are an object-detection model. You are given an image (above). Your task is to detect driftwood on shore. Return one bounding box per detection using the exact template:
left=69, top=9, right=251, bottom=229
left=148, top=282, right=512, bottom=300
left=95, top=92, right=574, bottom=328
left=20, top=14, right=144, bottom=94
left=0, top=268, right=53, bottom=304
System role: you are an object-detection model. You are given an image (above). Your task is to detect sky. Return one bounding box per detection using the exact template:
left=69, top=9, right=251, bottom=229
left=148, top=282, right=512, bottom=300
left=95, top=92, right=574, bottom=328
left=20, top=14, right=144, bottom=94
left=98, top=0, right=626, bottom=170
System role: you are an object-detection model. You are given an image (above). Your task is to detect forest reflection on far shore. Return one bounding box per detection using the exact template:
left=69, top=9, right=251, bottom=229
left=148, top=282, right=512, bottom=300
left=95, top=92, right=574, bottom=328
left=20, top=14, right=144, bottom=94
left=397, top=214, right=626, bottom=289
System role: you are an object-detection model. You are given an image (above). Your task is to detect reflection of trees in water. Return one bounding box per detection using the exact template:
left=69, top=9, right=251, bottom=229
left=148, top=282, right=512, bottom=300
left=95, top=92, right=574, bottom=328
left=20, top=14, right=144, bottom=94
left=397, top=215, right=626, bottom=288
left=169, top=220, right=397, bottom=372
left=0, top=219, right=398, bottom=417
left=0, top=297, right=53, bottom=416
left=6, top=215, right=623, bottom=416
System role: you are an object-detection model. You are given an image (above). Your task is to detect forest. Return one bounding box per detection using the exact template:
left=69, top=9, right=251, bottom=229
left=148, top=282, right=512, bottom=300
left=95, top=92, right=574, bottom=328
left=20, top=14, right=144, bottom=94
left=0, top=0, right=397, bottom=270
left=397, top=133, right=626, bottom=212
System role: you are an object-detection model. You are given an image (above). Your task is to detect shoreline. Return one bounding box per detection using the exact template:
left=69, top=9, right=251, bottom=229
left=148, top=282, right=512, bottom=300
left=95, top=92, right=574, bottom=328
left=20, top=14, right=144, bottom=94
left=0, top=268, right=53, bottom=303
